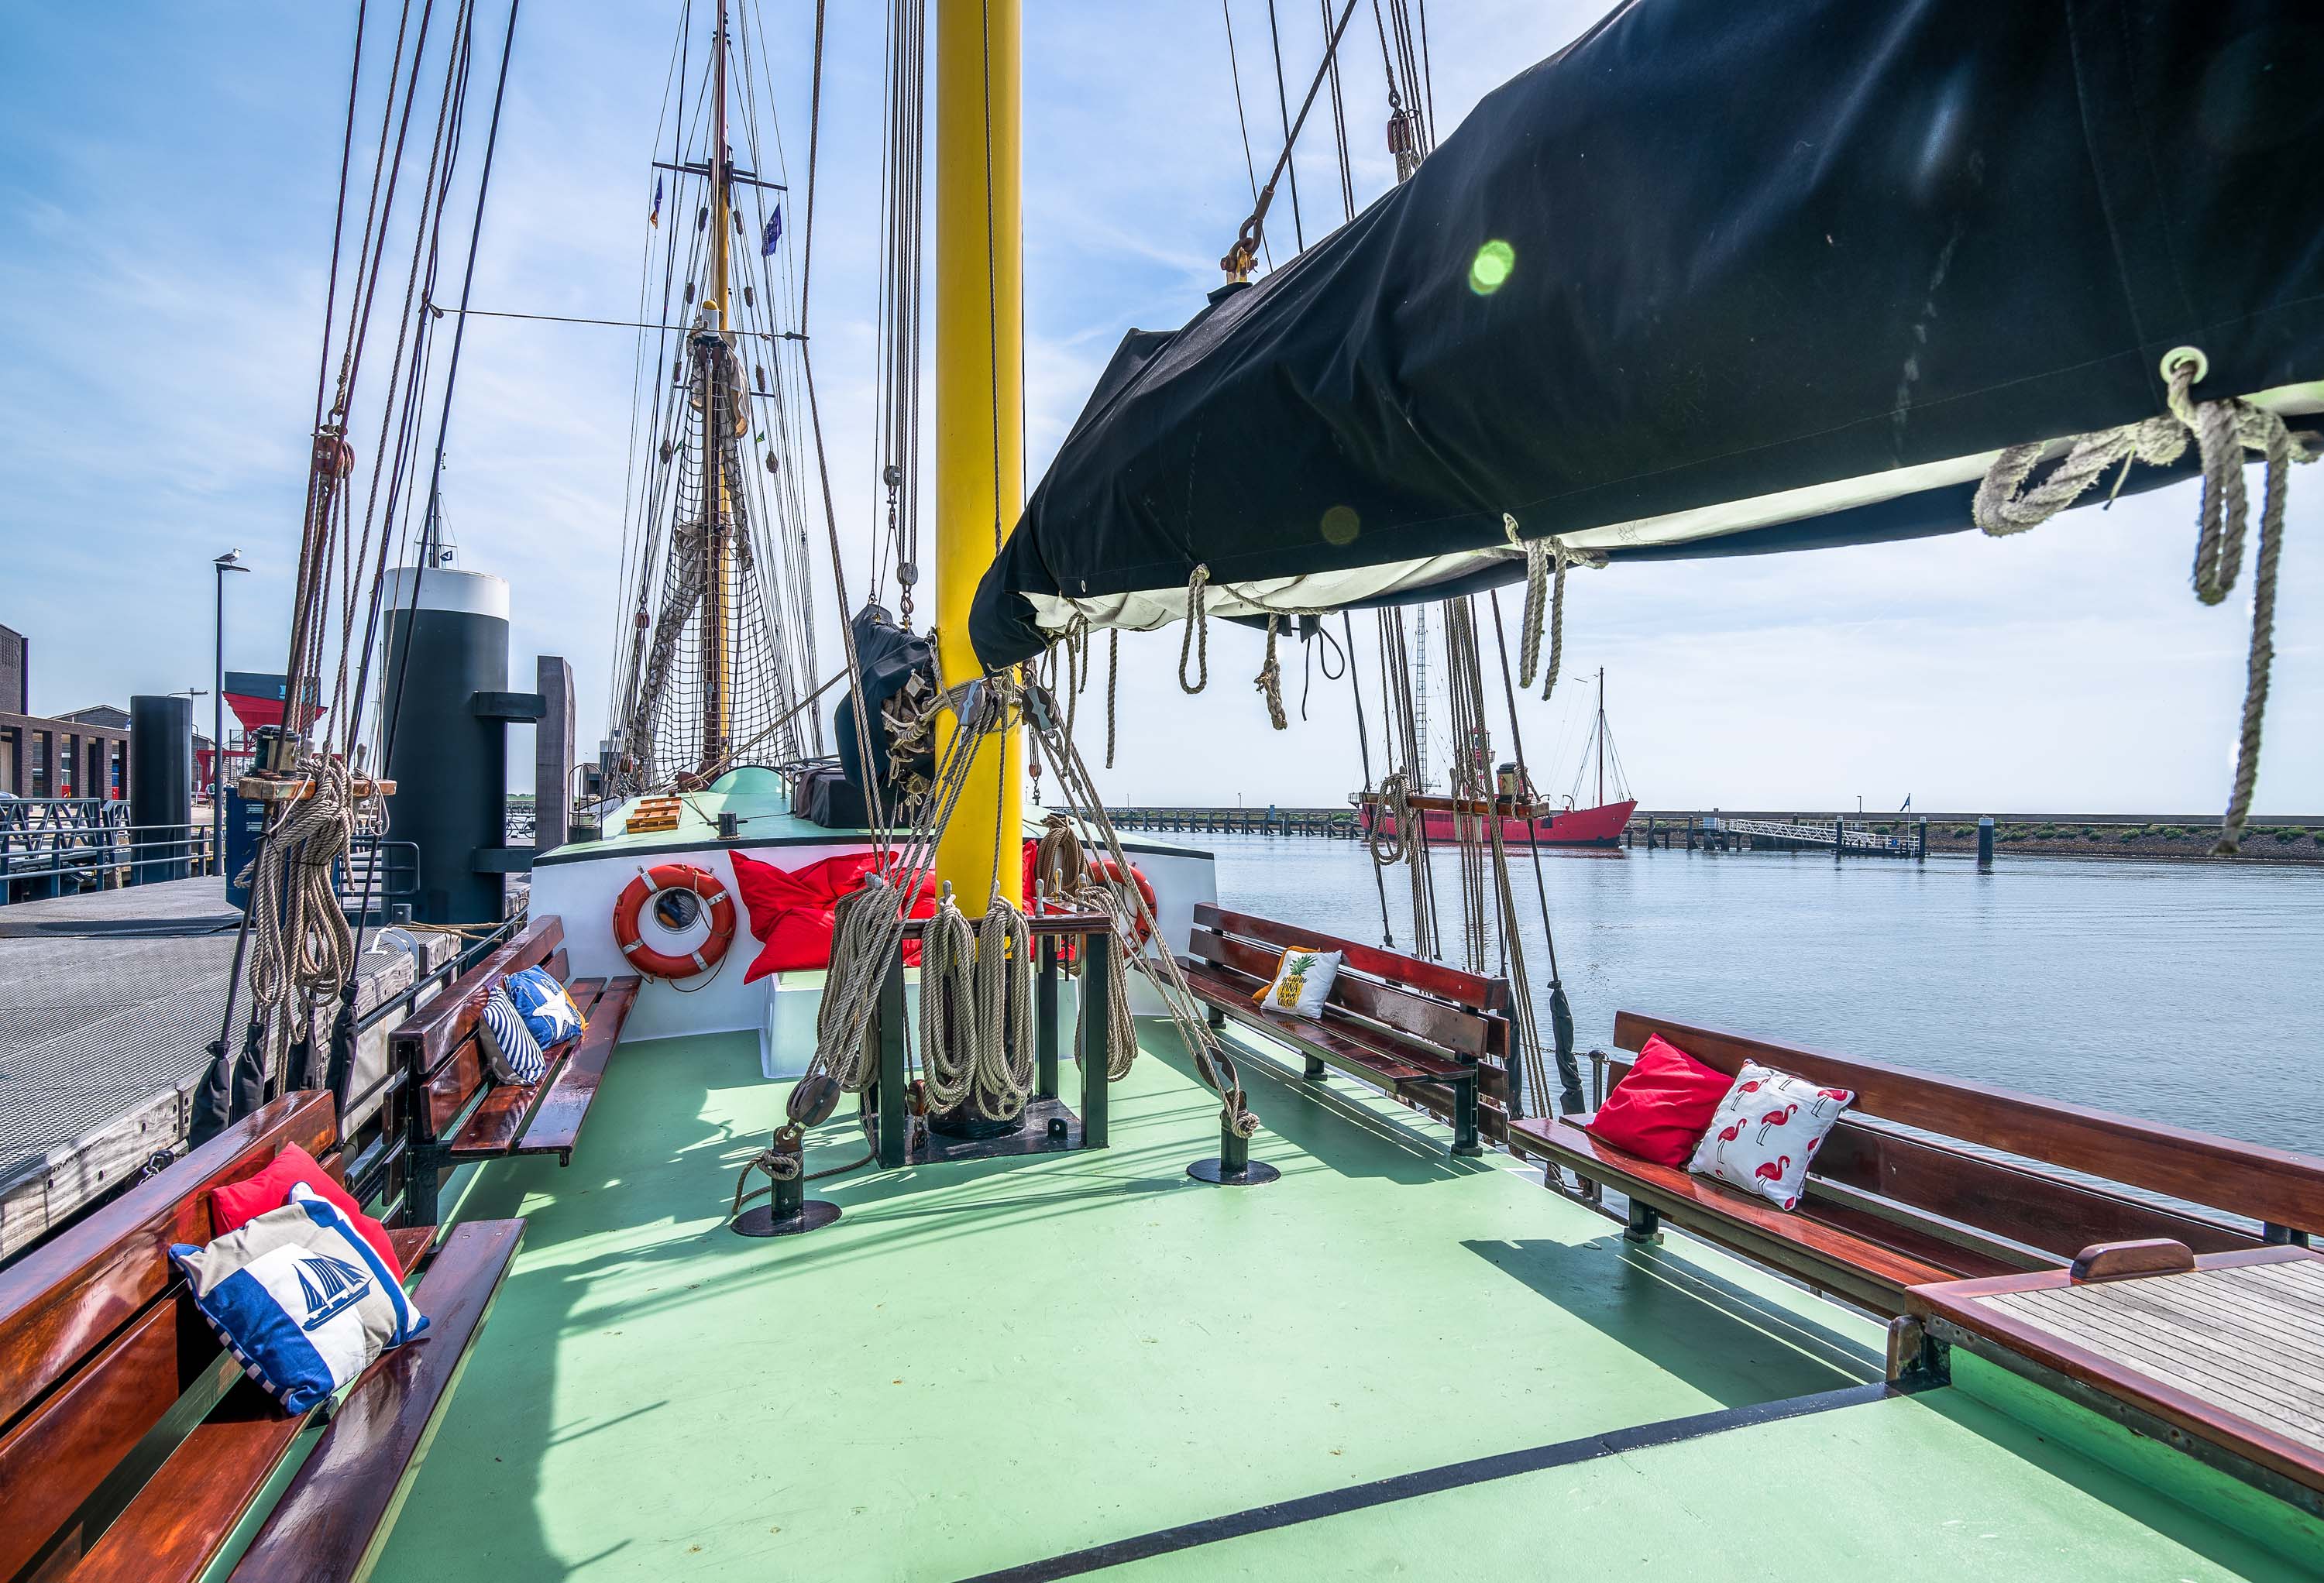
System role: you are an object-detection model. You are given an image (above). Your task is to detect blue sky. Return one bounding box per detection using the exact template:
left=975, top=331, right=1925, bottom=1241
left=2, top=2, right=2317, bottom=816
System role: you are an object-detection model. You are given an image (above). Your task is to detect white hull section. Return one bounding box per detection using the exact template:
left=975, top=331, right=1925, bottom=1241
left=530, top=837, right=1219, bottom=1058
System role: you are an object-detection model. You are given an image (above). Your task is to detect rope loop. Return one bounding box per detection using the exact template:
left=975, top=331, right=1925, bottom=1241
left=1178, top=565, right=1212, bottom=693
left=1972, top=348, right=2319, bottom=853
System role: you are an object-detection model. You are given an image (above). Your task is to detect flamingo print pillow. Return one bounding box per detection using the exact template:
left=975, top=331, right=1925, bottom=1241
left=1686, top=1062, right=1854, bottom=1211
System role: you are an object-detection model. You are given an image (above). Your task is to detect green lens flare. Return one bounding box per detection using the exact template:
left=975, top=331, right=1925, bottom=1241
left=1469, top=239, right=1515, bottom=295
left=1320, top=505, right=1360, bottom=546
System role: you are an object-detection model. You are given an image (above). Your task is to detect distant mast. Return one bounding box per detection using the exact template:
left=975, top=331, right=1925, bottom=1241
left=1596, top=666, right=1605, bottom=808
left=698, top=2, right=734, bottom=773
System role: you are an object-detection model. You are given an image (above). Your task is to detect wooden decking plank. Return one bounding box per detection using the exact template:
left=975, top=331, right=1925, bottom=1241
left=2097, top=1271, right=2324, bottom=1353
left=2087, top=1283, right=2324, bottom=1382
left=1981, top=1289, right=2324, bottom=1442
left=514, top=977, right=639, bottom=1162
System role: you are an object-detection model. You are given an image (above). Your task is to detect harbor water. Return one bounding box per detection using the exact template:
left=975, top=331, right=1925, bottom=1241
left=1205, top=836, right=2324, bottom=1157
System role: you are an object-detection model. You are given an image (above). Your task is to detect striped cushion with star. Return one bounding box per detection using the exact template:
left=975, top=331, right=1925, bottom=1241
left=477, top=981, right=547, bottom=1084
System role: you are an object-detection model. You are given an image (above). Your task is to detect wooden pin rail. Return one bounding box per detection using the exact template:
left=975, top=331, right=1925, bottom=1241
left=233, top=774, right=397, bottom=804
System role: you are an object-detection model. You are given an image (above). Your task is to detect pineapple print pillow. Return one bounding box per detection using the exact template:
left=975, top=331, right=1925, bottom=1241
left=1253, top=946, right=1342, bottom=1019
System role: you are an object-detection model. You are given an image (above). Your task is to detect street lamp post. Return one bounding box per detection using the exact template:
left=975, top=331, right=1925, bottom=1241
left=213, top=551, right=249, bottom=879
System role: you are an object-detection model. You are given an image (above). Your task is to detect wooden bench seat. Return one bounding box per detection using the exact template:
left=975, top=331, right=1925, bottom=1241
left=1176, top=904, right=1516, bottom=1156
left=1508, top=1012, right=2324, bottom=1325
left=391, top=916, right=641, bottom=1222
left=0, top=1089, right=521, bottom=1582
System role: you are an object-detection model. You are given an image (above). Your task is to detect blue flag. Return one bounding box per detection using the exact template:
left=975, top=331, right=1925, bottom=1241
left=760, top=206, right=782, bottom=256
left=649, top=176, right=662, bottom=228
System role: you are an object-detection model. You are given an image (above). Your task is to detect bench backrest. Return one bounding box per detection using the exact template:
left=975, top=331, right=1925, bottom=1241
left=1191, top=903, right=1508, bottom=1061
left=0, top=1090, right=340, bottom=1580
left=1614, top=1012, right=2324, bottom=1245
left=390, top=915, right=566, bottom=1142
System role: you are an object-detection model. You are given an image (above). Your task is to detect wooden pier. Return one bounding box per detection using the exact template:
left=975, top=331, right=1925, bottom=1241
left=1105, top=806, right=1361, bottom=840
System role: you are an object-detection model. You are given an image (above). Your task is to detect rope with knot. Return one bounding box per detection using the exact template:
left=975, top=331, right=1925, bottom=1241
left=1255, top=614, right=1289, bottom=730
left=1974, top=348, right=2319, bottom=853
left=1178, top=565, right=1212, bottom=692
left=1506, top=514, right=1606, bottom=698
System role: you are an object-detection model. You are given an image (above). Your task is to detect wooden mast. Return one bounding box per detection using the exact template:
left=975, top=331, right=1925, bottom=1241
left=699, top=2, right=734, bottom=771
left=931, top=0, right=1024, bottom=911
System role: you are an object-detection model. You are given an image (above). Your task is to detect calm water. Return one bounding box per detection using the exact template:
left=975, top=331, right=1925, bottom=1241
left=1204, top=836, right=2324, bottom=1155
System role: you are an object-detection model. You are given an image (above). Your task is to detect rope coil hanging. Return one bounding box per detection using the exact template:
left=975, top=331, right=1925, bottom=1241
left=1506, top=514, right=1605, bottom=698
left=1974, top=348, right=2318, bottom=854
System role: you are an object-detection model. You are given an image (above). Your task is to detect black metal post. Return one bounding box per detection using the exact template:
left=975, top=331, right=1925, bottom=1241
left=1917, top=818, right=1928, bottom=861
left=1079, top=930, right=1111, bottom=1148
left=1452, top=1061, right=1482, bottom=1155
left=1037, top=935, right=1059, bottom=1101
left=877, top=949, right=907, bottom=1168
left=1977, top=815, right=1995, bottom=869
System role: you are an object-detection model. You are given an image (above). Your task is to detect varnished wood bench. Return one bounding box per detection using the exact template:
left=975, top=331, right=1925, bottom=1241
left=1508, top=1012, right=2324, bottom=1324
left=391, top=915, right=641, bottom=1225
left=1175, top=904, right=1515, bottom=1156
left=0, top=1088, right=521, bottom=1581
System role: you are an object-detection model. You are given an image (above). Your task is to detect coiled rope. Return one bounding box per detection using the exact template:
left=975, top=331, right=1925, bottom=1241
left=971, top=898, right=1039, bottom=1119
left=1974, top=349, right=2318, bottom=853
left=241, top=754, right=363, bottom=1085
left=916, top=891, right=979, bottom=1111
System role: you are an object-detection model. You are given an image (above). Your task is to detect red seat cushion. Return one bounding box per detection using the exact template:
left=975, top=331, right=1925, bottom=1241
left=209, top=1143, right=404, bottom=1279
left=1581, top=1033, right=1734, bottom=1167
left=733, top=851, right=937, bottom=983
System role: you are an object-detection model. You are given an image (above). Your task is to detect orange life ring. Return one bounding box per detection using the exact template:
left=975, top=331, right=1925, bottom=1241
left=612, top=863, right=737, bottom=980
left=1090, top=858, right=1157, bottom=945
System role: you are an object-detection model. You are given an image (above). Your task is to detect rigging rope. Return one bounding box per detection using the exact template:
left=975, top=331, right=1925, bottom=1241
left=1972, top=349, right=2318, bottom=854
left=1222, top=0, right=1362, bottom=280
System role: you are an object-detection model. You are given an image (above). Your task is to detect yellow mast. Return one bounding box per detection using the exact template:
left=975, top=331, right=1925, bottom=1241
left=700, top=2, right=734, bottom=771
left=932, top=0, right=1023, bottom=912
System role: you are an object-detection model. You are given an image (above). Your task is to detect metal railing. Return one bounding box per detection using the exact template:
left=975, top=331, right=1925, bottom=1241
left=0, top=798, right=222, bottom=902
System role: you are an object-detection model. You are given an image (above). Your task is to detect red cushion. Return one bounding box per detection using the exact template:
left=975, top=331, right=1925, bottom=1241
left=736, top=852, right=937, bottom=983
left=209, top=1143, right=404, bottom=1279
left=1581, top=1033, right=1734, bottom=1167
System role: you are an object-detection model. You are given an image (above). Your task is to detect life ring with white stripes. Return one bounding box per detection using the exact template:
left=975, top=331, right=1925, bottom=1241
left=1091, top=858, right=1157, bottom=946
left=612, top=863, right=737, bottom=980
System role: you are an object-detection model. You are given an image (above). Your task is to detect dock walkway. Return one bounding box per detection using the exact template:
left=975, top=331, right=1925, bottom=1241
left=0, top=877, right=450, bottom=1259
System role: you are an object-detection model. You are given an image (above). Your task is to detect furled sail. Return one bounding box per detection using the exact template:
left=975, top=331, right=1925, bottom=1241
left=971, top=0, right=2324, bottom=670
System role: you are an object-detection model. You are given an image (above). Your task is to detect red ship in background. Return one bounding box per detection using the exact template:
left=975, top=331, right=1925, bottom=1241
left=1356, top=667, right=1637, bottom=848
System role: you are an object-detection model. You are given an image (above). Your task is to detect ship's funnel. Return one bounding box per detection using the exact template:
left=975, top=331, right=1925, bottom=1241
left=379, top=565, right=541, bottom=924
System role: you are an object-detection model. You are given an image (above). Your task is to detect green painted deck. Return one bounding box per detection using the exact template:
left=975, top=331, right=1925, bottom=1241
left=370, top=1020, right=2315, bottom=1581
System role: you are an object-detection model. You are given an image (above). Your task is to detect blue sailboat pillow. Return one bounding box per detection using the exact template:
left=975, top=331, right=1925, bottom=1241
left=170, top=1182, right=428, bottom=1413
left=504, top=964, right=586, bottom=1050
left=477, top=982, right=547, bottom=1084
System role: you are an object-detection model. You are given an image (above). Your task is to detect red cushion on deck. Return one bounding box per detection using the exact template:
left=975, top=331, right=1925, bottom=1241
left=210, top=1143, right=404, bottom=1279
left=734, top=851, right=937, bottom=983
left=1581, top=1033, right=1732, bottom=1167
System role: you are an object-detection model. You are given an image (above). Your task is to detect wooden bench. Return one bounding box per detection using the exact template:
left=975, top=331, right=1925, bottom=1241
left=1176, top=904, right=1515, bottom=1156
left=0, top=1088, right=521, bottom=1581
left=391, top=915, right=641, bottom=1225
left=1508, top=1012, right=2324, bottom=1326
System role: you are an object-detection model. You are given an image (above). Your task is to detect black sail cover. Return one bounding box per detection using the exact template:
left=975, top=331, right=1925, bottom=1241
left=971, top=0, right=2324, bottom=669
